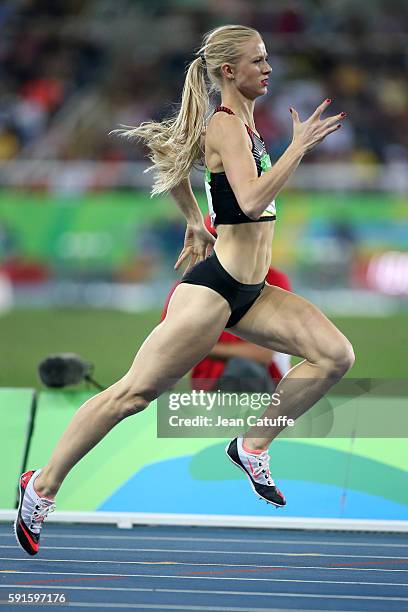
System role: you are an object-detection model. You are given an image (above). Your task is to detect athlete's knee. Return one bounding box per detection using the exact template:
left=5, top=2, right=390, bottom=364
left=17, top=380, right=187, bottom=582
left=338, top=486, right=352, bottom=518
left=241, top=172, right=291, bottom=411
left=120, top=393, right=150, bottom=419
left=109, top=384, right=154, bottom=420
left=320, top=338, right=355, bottom=378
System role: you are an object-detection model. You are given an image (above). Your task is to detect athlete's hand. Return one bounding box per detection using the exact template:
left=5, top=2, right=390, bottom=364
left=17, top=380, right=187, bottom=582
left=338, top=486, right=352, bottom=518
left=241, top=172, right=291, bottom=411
left=290, top=98, right=347, bottom=153
left=174, top=222, right=215, bottom=272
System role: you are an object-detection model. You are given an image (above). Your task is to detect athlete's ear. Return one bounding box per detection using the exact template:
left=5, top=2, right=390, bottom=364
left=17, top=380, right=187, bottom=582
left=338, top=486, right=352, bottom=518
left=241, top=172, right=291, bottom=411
left=221, top=63, right=235, bottom=80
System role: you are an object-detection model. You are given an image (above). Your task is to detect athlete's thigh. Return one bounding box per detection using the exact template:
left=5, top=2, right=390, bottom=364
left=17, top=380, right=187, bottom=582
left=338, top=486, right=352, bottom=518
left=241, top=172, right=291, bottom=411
left=228, top=284, right=349, bottom=362
left=123, top=283, right=231, bottom=395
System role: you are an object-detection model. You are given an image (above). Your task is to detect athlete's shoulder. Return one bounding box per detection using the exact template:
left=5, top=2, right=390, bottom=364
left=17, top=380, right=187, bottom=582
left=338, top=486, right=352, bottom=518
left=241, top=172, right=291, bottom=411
left=208, top=111, right=248, bottom=137
left=207, top=112, right=250, bottom=152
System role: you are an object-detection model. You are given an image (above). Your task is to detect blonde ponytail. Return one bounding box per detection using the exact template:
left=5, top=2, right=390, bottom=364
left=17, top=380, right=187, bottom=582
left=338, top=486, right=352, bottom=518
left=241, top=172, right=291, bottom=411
left=112, top=25, right=259, bottom=197
left=112, top=56, right=209, bottom=196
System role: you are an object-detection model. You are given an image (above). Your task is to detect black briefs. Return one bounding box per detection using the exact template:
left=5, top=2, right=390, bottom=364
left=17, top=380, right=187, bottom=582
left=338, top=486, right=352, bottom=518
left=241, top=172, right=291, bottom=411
left=180, top=251, right=265, bottom=328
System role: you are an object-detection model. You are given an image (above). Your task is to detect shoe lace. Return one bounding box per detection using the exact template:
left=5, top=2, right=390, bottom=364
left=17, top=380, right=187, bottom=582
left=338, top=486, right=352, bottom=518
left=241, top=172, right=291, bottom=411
left=30, top=500, right=55, bottom=533
left=253, top=451, right=275, bottom=486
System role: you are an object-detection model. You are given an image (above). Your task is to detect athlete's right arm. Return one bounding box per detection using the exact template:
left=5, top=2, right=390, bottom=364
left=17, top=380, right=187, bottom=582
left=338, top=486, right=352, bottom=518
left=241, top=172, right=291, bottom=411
left=170, top=177, right=215, bottom=271
left=170, top=177, right=204, bottom=226
left=215, top=98, right=346, bottom=220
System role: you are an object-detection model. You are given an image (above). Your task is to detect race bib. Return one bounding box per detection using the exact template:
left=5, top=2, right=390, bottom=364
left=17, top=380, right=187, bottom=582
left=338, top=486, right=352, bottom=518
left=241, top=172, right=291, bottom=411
left=260, top=153, right=276, bottom=217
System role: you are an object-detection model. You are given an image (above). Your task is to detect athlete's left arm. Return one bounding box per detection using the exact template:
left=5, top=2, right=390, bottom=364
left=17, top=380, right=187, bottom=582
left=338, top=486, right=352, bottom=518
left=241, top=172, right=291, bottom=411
left=170, top=177, right=215, bottom=272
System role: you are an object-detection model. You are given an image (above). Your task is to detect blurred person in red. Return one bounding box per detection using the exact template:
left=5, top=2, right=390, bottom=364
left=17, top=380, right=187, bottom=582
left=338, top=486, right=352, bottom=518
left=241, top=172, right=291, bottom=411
left=161, top=215, right=292, bottom=393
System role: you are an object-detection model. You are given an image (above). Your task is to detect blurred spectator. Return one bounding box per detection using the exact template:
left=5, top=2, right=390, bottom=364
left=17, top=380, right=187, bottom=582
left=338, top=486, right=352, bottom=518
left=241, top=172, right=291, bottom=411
left=0, top=4, right=104, bottom=157
left=0, top=126, right=20, bottom=160
left=0, top=0, right=406, bottom=166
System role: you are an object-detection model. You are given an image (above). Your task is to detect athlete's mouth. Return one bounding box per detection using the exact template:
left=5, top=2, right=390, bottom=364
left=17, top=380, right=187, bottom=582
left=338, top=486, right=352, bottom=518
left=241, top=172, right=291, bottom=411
left=261, top=79, right=269, bottom=87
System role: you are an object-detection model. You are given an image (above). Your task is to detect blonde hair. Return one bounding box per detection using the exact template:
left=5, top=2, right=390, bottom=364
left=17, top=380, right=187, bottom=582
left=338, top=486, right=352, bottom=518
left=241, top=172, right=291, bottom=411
left=113, top=25, right=259, bottom=196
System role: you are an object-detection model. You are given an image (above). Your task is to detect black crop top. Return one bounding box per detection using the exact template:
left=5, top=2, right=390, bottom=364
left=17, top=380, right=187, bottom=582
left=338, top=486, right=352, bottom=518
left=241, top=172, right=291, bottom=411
left=205, top=105, right=276, bottom=227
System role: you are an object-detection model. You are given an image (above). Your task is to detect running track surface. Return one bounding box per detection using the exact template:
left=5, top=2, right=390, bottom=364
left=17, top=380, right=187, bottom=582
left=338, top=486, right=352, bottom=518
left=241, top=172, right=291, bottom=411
left=0, top=524, right=407, bottom=611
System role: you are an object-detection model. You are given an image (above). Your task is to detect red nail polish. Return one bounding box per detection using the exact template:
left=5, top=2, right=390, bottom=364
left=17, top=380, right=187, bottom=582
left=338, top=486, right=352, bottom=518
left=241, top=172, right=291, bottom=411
left=289, top=107, right=292, bottom=113
left=340, top=112, right=347, bottom=117
left=337, top=124, right=341, bottom=128
left=326, top=98, right=332, bottom=103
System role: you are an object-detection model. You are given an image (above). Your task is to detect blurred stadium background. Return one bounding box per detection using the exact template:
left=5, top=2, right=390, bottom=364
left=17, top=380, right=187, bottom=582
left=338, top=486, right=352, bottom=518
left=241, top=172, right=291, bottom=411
left=0, top=0, right=407, bottom=527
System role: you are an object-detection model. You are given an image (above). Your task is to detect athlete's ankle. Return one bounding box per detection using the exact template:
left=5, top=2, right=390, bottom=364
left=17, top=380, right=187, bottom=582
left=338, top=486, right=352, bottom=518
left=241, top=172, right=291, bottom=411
left=33, top=474, right=58, bottom=500
left=34, top=483, right=57, bottom=500
left=242, top=438, right=269, bottom=454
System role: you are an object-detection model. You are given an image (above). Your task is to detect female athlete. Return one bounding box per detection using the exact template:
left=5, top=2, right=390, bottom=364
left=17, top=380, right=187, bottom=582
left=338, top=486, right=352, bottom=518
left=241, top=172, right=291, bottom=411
left=15, top=24, right=354, bottom=555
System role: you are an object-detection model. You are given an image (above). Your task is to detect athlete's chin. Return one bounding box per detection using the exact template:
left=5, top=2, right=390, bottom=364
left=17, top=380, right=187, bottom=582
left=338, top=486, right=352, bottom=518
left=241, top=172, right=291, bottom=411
left=254, top=88, right=267, bottom=99
left=245, top=87, right=265, bottom=98
left=240, top=87, right=266, bottom=101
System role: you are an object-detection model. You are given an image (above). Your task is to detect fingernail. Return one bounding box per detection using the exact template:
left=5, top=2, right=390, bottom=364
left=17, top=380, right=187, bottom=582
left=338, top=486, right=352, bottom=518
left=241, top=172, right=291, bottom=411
left=289, top=107, right=293, bottom=113
left=326, top=98, right=332, bottom=103
left=337, top=124, right=341, bottom=128
left=340, top=112, right=347, bottom=117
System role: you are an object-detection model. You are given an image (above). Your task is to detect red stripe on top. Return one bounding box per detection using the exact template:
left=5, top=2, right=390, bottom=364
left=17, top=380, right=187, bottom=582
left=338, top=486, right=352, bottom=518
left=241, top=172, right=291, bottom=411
left=213, top=105, right=260, bottom=140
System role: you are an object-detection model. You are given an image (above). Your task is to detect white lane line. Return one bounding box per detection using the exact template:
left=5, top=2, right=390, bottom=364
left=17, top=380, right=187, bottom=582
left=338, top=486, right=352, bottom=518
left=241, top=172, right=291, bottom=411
left=42, top=590, right=408, bottom=603
left=1, top=588, right=406, bottom=608
left=1, top=532, right=406, bottom=548
left=0, top=584, right=407, bottom=603
left=2, top=569, right=408, bottom=584
left=1, top=545, right=407, bottom=561
left=1, top=579, right=408, bottom=590
left=1, top=559, right=408, bottom=573
left=0, top=603, right=347, bottom=612
left=1, top=585, right=408, bottom=610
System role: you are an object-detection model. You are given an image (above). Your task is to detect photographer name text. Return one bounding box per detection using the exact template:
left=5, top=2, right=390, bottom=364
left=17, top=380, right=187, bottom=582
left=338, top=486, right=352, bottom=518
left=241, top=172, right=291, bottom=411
left=168, top=415, right=294, bottom=427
